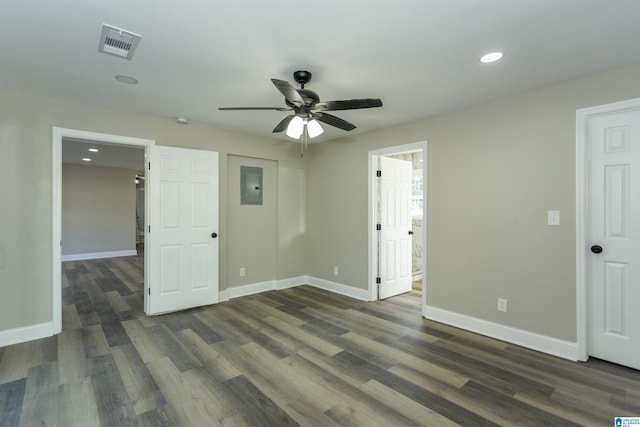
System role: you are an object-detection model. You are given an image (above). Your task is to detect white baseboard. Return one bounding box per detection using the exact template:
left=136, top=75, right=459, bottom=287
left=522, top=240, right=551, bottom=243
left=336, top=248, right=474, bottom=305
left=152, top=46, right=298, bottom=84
left=306, top=276, right=369, bottom=301
left=0, top=322, right=55, bottom=347
left=276, top=276, right=307, bottom=290
left=226, top=280, right=277, bottom=300
left=424, top=305, right=579, bottom=361
left=220, top=276, right=308, bottom=302
left=217, top=276, right=369, bottom=303
left=218, top=290, right=229, bottom=302
left=61, top=249, right=137, bottom=262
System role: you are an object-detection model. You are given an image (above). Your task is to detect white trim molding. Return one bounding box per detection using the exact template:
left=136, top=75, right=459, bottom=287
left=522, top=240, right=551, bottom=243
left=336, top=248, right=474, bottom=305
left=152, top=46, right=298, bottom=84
left=0, top=322, right=56, bottom=348
left=61, top=249, right=138, bottom=262
left=368, top=141, right=428, bottom=303
left=226, top=280, right=277, bottom=300
left=219, top=276, right=308, bottom=302
left=217, top=276, right=369, bottom=303
left=276, top=276, right=307, bottom=290
left=53, top=127, right=155, bottom=333
left=306, top=276, right=369, bottom=301
left=424, top=305, right=579, bottom=361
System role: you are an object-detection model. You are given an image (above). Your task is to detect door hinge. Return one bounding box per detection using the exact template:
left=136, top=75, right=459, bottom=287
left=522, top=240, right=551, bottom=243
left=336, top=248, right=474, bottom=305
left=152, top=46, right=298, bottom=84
left=148, top=288, right=150, bottom=295
left=376, top=223, right=381, bottom=231
left=376, top=170, right=382, bottom=177
left=148, top=161, right=151, bottom=170
left=376, top=277, right=381, bottom=284
left=148, top=225, right=151, bottom=233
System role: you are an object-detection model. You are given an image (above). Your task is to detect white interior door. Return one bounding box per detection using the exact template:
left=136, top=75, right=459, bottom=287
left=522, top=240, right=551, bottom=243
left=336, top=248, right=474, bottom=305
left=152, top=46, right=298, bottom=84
left=147, top=146, right=219, bottom=315
left=379, top=156, right=412, bottom=299
left=588, top=107, right=640, bottom=370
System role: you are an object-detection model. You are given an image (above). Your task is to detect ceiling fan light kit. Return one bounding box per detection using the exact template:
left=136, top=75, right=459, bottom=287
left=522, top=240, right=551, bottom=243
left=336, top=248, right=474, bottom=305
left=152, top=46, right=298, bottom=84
left=306, top=119, right=324, bottom=138
left=219, top=70, right=382, bottom=154
left=286, top=116, right=304, bottom=139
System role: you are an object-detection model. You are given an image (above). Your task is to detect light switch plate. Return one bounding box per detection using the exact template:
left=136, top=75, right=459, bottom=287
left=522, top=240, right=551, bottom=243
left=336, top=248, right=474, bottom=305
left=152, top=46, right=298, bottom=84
left=547, top=210, right=560, bottom=226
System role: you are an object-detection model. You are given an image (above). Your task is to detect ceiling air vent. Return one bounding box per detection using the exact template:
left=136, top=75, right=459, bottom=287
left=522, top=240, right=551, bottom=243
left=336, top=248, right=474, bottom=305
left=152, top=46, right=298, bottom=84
left=98, top=24, right=141, bottom=60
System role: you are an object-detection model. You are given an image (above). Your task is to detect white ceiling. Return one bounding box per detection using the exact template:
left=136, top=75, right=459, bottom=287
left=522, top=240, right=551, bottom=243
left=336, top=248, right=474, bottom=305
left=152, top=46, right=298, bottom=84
left=1, top=0, right=639, bottom=144
left=62, top=138, right=145, bottom=171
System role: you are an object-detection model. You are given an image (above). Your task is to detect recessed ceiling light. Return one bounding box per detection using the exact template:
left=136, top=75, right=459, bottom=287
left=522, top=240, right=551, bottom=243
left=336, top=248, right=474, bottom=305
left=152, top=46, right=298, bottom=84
left=88, top=148, right=99, bottom=152
left=175, top=117, right=189, bottom=125
left=480, top=51, right=504, bottom=63
left=115, top=75, right=139, bottom=84
left=82, top=158, right=92, bottom=162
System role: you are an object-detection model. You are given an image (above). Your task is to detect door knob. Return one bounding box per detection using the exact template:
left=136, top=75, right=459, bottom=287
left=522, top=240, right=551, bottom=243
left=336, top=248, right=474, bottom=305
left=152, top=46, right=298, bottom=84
left=590, top=245, right=603, bottom=254
left=211, top=232, right=218, bottom=238
left=408, top=230, right=414, bottom=235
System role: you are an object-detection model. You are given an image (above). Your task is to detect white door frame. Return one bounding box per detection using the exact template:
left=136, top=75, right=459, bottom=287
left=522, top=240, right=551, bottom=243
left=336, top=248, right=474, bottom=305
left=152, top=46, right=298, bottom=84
left=368, top=141, right=427, bottom=307
left=575, top=97, right=640, bottom=362
left=52, top=127, right=155, bottom=333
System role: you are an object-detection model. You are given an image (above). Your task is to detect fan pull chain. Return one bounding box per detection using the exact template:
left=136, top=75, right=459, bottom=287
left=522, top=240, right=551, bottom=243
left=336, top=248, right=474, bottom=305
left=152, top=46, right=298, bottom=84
left=301, top=126, right=308, bottom=157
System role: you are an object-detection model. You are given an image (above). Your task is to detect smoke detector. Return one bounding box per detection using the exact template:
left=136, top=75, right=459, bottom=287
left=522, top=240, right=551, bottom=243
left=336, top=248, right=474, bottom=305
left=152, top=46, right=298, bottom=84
left=98, top=24, right=141, bottom=60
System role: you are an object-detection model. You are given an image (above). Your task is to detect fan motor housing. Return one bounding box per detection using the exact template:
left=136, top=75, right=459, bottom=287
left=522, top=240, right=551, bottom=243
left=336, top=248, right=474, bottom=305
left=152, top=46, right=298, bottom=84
left=298, top=89, right=319, bottom=106
left=284, top=89, right=319, bottom=109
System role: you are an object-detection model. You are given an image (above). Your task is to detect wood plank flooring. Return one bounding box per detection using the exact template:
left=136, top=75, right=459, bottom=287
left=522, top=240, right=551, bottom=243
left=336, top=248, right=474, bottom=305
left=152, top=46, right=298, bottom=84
left=1, top=255, right=639, bottom=426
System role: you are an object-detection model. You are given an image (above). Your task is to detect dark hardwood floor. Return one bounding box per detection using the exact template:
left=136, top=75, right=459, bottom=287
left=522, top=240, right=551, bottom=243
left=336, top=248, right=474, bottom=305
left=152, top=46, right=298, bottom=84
left=1, top=255, right=639, bottom=426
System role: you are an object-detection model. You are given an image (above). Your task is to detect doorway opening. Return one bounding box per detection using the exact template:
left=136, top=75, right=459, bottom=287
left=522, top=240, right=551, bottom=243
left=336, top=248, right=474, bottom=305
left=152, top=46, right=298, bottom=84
left=368, top=141, right=427, bottom=313
left=52, top=128, right=154, bottom=334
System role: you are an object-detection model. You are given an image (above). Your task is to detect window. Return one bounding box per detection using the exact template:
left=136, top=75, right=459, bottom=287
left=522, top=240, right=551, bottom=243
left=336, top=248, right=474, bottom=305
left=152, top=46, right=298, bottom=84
left=412, top=176, right=423, bottom=192
left=411, top=196, right=423, bottom=216
left=412, top=169, right=423, bottom=216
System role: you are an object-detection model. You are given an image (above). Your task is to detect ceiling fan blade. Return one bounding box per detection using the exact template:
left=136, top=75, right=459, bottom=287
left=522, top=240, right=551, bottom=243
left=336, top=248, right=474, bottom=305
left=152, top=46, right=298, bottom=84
left=314, top=113, right=356, bottom=131
left=313, top=98, right=383, bottom=112
left=271, top=79, right=305, bottom=107
left=272, top=115, right=295, bottom=133
left=219, top=107, right=292, bottom=111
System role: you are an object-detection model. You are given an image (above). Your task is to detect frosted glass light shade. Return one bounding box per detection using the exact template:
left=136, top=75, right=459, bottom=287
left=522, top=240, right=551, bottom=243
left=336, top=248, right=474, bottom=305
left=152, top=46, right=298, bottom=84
left=286, top=116, right=304, bottom=139
left=307, top=119, right=324, bottom=138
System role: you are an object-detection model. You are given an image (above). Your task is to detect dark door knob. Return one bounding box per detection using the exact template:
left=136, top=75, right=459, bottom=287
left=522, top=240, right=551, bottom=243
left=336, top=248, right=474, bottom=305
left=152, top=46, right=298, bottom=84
left=408, top=230, right=414, bottom=235
left=590, top=245, right=603, bottom=254
left=211, top=232, right=218, bottom=238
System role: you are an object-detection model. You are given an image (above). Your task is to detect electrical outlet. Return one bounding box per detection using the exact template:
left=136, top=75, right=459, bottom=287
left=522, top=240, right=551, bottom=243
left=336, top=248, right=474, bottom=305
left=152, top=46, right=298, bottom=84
left=333, top=266, right=339, bottom=276
left=547, top=210, right=560, bottom=226
left=497, top=298, right=508, bottom=312
left=240, top=267, right=245, bottom=277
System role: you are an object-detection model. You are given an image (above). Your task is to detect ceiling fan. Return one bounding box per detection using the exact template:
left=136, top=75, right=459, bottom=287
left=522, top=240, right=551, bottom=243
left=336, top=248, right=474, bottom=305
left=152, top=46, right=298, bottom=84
left=219, top=70, right=382, bottom=153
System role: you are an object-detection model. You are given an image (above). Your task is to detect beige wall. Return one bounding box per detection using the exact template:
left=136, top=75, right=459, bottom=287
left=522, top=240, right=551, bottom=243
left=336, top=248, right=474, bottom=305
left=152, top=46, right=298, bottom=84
left=227, top=155, right=277, bottom=287
left=305, top=64, right=640, bottom=342
left=2, top=63, right=639, bottom=344
left=0, top=90, right=306, bottom=331
left=62, top=164, right=136, bottom=256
